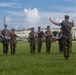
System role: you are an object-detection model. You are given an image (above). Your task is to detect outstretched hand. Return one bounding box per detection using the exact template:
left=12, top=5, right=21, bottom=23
left=49, top=17, right=59, bottom=25
left=72, top=20, right=75, bottom=26
left=49, top=17, right=52, bottom=22
left=72, top=20, right=74, bottom=23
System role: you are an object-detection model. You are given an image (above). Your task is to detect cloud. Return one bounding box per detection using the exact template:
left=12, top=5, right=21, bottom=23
left=6, top=11, right=24, bottom=16
left=24, top=8, right=40, bottom=27
left=0, top=2, right=22, bottom=8
left=0, top=8, right=76, bottom=30
left=5, top=16, right=12, bottom=28
left=6, top=16, right=11, bottom=21
left=64, top=0, right=76, bottom=1
left=5, top=11, right=76, bottom=29
left=39, top=11, right=76, bottom=28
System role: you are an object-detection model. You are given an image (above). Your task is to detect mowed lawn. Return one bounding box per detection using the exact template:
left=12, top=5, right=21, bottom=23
left=0, top=41, right=76, bottom=75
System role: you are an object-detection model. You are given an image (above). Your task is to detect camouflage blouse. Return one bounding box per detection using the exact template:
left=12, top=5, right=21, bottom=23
left=10, top=33, right=17, bottom=44
left=60, top=20, right=74, bottom=37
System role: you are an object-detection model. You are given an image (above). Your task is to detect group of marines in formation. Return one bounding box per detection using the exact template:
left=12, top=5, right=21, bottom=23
left=0, top=15, right=74, bottom=60
left=28, top=26, right=53, bottom=55
left=29, top=15, right=74, bottom=60
left=0, top=25, right=17, bottom=55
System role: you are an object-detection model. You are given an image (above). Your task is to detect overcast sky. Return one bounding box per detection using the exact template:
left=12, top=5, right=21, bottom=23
left=0, top=0, right=76, bottom=29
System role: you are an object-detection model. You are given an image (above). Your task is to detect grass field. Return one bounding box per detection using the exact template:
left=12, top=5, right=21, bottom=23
left=0, top=41, right=76, bottom=75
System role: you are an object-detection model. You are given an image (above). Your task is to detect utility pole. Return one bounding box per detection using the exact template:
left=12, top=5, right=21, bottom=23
left=4, top=16, right=6, bottom=26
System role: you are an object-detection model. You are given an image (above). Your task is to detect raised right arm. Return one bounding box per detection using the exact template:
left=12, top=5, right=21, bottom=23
left=49, top=17, right=59, bottom=25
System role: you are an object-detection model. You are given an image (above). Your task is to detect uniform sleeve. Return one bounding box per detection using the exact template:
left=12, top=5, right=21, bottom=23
left=71, top=22, right=74, bottom=27
left=42, top=31, right=44, bottom=36
left=59, top=21, right=64, bottom=26
left=45, top=31, right=48, bottom=36
left=1, top=30, right=3, bottom=35
left=59, top=20, right=64, bottom=26
left=8, top=30, right=11, bottom=36
left=68, top=22, right=74, bottom=27
left=29, top=33, right=31, bottom=37
left=59, top=23, right=62, bottom=26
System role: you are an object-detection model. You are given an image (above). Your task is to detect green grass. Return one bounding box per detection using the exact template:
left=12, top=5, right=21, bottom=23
left=0, top=41, right=76, bottom=75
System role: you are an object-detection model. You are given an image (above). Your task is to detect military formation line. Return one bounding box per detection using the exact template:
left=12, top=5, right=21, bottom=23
left=0, top=15, right=74, bottom=60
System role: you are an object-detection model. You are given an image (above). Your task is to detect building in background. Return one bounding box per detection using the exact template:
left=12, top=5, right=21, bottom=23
left=15, top=29, right=31, bottom=41
left=0, top=27, right=76, bottom=41
left=42, top=27, right=76, bottom=39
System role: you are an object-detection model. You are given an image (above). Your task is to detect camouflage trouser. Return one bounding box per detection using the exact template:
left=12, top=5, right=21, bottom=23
left=45, top=39, right=52, bottom=54
left=58, top=39, right=63, bottom=53
left=10, top=43, right=16, bottom=55
left=30, top=40, right=36, bottom=54
left=62, top=36, right=72, bottom=58
left=2, top=42, right=9, bottom=55
left=37, top=38, right=42, bottom=53
left=69, top=40, right=72, bottom=53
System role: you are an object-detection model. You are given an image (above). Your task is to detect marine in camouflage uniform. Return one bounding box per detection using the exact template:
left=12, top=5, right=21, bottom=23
left=1, top=24, right=10, bottom=55
left=10, top=28, right=17, bottom=55
left=0, top=34, right=3, bottom=37
left=0, top=33, right=4, bottom=42
left=57, top=27, right=63, bottom=53
left=36, top=26, right=44, bottom=54
left=49, top=15, right=74, bottom=59
left=45, top=26, right=53, bottom=54
left=29, top=27, right=37, bottom=55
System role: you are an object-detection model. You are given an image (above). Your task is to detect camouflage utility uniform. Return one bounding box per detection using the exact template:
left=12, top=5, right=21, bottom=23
left=10, top=31, right=17, bottom=55
left=29, top=31, right=36, bottom=55
left=60, top=20, right=74, bottom=58
left=57, top=29, right=63, bottom=53
left=45, top=29, right=53, bottom=54
left=37, top=31, right=44, bottom=54
left=1, top=29, right=10, bottom=55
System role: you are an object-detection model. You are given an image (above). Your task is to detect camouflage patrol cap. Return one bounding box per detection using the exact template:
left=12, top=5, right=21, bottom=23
left=47, top=26, right=50, bottom=28
left=31, top=27, right=34, bottom=30
left=38, top=26, right=41, bottom=28
left=11, top=28, right=15, bottom=31
left=65, top=15, right=69, bottom=19
left=4, top=24, right=7, bottom=27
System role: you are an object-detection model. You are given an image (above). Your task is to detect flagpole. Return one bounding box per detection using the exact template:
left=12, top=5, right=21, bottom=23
left=4, top=16, right=6, bottom=26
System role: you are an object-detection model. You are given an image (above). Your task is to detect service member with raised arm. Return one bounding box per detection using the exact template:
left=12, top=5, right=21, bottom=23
left=49, top=15, right=74, bottom=60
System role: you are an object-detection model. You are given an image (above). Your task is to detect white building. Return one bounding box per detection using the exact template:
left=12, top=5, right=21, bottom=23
left=10, top=27, right=76, bottom=40
left=42, top=27, right=76, bottom=39
left=15, top=29, right=31, bottom=40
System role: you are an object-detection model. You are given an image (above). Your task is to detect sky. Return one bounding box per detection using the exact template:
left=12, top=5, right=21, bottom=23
left=0, top=0, right=76, bottom=30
